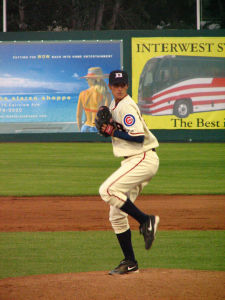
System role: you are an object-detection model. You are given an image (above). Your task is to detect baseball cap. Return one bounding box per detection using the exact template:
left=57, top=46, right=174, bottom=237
left=109, top=70, right=128, bottom=86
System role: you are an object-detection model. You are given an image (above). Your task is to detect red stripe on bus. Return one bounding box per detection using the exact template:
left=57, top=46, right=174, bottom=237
left=212, top=78, right=225, bottom=86
left=142, top=79, right=225, bottom=102
left=149, top=105, right=174, bottom=114
left=147, top=99, right=225, bottom=114
left=142, top=91, right=225, bottom=109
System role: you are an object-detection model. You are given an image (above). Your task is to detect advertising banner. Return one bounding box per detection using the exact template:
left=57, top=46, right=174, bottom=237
left=132, top=37, right=225, bottom=129
left=0, top=40, right=122, bottom=133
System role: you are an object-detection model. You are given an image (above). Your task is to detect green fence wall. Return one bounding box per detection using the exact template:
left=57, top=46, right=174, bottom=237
left=0, top=29, right=224, bottom=142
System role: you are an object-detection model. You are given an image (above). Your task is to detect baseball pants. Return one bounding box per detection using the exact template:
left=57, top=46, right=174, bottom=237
left=99, top=149, right=159, bottom=234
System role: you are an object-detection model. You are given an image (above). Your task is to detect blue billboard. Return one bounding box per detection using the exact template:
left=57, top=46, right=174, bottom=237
left=0, top=40, right=122, bottom=133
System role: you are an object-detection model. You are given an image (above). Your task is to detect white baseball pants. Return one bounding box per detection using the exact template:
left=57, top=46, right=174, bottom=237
left=99, top=149, right=159, bottom=234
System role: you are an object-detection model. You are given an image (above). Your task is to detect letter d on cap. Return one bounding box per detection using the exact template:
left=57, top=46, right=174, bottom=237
left=115, top=72, right=123, bottom=78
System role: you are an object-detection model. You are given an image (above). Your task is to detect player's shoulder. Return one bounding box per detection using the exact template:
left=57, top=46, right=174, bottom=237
left=121, top=95, right=139, bottom=111
left=118, top=95, right=134, bottom=107
left=125, top=95, right=138, bottom=105
left=123, top=94, right=133, bottom=102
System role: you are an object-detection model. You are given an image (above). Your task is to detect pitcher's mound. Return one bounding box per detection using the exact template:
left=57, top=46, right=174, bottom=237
left=0, top=268, right=224, bottom=300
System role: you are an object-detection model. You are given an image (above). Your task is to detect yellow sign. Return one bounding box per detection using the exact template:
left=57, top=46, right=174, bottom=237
left=132, top=37, right=225, bottom=129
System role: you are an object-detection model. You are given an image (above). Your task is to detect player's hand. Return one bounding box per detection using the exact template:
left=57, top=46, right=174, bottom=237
left=101, top=123, right=116, bottom=136
left=95, top=106, right=116, bottom=137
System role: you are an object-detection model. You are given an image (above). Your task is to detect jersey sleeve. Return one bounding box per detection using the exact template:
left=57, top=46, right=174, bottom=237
left=113, top=130, right=144, bottom=143
left=120, top=105, right=145, bottom=136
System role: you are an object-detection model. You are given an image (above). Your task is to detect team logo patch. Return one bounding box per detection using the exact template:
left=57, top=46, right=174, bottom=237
left=115, top=72, right=123, bottom=78
left=124, top=114, right=135, bottom=126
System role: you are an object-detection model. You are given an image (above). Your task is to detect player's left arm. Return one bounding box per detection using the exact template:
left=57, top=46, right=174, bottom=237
left=101, top=120, right=144, bottom=143
left=113, top=130, right=144, bottom=143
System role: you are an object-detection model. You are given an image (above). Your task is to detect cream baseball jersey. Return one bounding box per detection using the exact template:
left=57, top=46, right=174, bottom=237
left=109, top=95, right=159, bottom=157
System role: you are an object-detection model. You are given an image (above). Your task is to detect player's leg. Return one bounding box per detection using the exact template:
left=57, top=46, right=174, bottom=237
left=99, top=153, right=151, bottom=206
left=108, top=205, right=138, bottom=275
left=108, top=184, right=150, bottom=274
left=99, top=150, right=158, bottom=212
left=99, top=150, right=160, bottom=250
left=119, top=172, right=160, bottom=250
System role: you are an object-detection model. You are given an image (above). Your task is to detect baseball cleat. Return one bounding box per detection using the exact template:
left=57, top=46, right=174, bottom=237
left=139, top=215, right=160, bottom=250
left=108, top=259, right=139, bottom=275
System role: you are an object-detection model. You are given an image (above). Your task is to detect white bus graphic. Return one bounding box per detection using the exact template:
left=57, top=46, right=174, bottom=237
left=138, top=55, right=225, bottom=118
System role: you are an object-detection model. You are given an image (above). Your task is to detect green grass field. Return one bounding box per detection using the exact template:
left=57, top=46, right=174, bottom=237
left=0, top=142, right=224, bottom=195
left=0, top=231, right=224, bottom=279
left=0, top=142, right=224, bottom=279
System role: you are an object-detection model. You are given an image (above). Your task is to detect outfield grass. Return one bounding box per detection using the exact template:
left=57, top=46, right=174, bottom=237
left=0, top=143, right=224, bottom=196
left=0, top=230, right=224, bottom=279
left=0, top=142, right=224, bottom=279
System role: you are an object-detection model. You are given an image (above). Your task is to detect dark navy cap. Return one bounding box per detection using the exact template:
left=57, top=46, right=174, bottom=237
left=109, top=70, right=128, bottom=85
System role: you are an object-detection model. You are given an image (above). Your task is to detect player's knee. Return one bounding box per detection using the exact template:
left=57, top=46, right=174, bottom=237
left=99, top=183, right=125, bottom=208
left=109, top=214, right=129, bottom=234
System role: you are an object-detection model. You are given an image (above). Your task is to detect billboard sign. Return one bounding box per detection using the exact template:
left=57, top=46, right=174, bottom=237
left=0, top=40, right=122, bottom=133
left=132, top=37, right=225, bottom=129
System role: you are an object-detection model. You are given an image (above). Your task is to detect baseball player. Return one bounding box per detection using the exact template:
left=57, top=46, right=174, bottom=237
left=97, top=70, right=160, bottom=275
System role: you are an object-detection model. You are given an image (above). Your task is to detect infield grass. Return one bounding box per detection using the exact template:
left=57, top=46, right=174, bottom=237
left=0, top=142, right=224, bottom=195
left=0, top=230, right=224, bottom=279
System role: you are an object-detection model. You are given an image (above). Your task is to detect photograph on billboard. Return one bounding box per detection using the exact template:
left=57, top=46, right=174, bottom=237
left=0, top=40, right=122, bottom=133
left=132, top=37, right=225, bottom=129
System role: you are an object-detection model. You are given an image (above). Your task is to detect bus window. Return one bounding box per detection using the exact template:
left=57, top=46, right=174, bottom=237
left=143, top=72, right=153, bottom=85
left=155, top=59, right=171, bottom=90
left=171, top=65, right=180, bottom=82
left=140, top=60, right=158, bottom=98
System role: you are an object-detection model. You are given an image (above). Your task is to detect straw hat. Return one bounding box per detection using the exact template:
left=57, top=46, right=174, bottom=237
left=81, top=67, right=108, bottom=79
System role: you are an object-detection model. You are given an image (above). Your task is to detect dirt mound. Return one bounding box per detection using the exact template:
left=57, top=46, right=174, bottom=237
left=0, top=194, right=224, bottom=299
left=0, top=269, right=224, bottom=300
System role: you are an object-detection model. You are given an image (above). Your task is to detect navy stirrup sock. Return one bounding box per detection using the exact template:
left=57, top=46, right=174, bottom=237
left=116, top=229, right=136, bottom=262
left=120, top=198, right=148, bottom=225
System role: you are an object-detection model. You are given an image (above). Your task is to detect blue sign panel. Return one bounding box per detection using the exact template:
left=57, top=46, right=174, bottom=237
left=0, top=41, right=122, bottom=132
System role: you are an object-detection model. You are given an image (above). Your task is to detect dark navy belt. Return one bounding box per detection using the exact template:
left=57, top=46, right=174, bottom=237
left=124, top=148, right=155, bottom=159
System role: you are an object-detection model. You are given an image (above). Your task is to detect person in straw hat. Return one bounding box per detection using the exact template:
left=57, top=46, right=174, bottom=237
left=76, top=67, right=111, bottom=132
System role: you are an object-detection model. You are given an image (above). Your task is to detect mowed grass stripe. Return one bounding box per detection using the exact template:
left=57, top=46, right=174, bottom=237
left=0, top=230, right=224, bottom=279
left=0, top=143, right=224, bottom=195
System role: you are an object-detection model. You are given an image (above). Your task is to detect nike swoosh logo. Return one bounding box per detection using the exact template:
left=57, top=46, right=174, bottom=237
left=128, top=266, right=136, bottom=271
left=148, top=220, right=152, bottom=231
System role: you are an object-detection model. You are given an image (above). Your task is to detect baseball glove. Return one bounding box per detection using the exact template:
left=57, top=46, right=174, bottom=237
left=95, top=106, right=116, bottom=137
